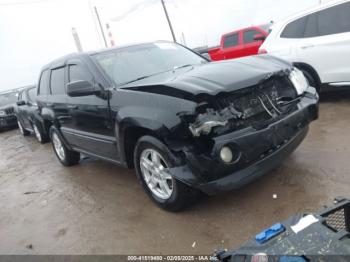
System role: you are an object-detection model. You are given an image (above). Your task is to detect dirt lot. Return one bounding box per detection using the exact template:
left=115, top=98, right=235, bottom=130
left=0, top=92, right=350, bottom=255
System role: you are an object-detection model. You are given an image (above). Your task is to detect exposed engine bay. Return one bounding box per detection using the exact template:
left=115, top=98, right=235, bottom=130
left=186, top=74, right=301, bottom=137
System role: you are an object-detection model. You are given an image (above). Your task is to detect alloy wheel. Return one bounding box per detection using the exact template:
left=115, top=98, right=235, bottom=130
left=140, top=149, right=173, bottom=200
left=52, top=133, right=65, bottom=161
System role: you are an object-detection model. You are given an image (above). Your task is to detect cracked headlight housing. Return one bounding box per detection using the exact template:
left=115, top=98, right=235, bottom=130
left=0, top=110, right=5, bottom=117
left=289, top=67, right=309, bottom=96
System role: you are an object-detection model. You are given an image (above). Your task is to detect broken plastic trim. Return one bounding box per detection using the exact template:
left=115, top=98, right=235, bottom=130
left=188, top=105, right=243, bottom=137
left=189, top=120, right=228, bottom=137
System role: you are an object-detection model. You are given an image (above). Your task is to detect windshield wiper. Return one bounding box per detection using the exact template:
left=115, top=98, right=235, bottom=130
left=118, top=75, right=154, bottom=86
left=118, top=65, right=194, bottom=86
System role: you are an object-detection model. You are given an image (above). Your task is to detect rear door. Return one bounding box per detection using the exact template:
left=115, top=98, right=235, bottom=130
left=64, top=60, right=118, bottom=160
left=26, top=87, right=39, bottom=124
left=16, top=91, right=27, bottom=128
left=19, top=90, right=32, bottom=129
left=296, top=1, right=350, bottom=84
left=37, top=69, right=52, bottom=122
left=48, top=66, right=70, bottom=136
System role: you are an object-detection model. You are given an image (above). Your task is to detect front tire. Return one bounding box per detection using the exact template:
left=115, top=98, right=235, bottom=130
left=51, top=129, right=80, bottom=166
left=134, top=136, right=199, bottom=212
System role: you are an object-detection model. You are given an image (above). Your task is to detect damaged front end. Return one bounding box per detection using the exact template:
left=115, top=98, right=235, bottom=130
left=186, top=68, right=309, bottom=138
left=174, top=68, right=318, bottom=194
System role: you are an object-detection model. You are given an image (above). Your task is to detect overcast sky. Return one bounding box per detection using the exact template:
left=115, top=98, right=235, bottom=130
left=0, top=0, right=327, bottom=91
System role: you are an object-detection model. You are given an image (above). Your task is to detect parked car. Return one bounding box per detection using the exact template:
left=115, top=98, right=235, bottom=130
left=259, top=0, right=350, bottom=92
left=37, top=41, right=318, bottom=211
left=0, top=90, right=18, bottom=131
left=206, top=25, right=269, bottom=61
left=15, top=85, right=49, bottom=143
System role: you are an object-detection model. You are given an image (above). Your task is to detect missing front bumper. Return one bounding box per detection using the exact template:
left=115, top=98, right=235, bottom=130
left=169, top=92, right=318, bottom=194
left=197, top=126, right=308, bottom=195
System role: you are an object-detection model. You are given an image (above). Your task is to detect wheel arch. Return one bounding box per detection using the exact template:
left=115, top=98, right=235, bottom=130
left=293, top=62, right=321, bottom=91
left=49, top=125, right=74, bottom=151
left=118, top=119, right=170, bottom=169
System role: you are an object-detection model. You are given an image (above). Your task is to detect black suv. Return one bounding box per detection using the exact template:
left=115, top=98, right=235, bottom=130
left=0, top=90, right=18, bottom=131
left=37, top=42, right=318, bottom=211
left=15, top=85, right=49, bottom=143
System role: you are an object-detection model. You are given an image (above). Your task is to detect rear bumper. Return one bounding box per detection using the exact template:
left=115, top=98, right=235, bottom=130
left=0, top=115, right=17, bottom=129
left=170, top=89, right=318, bottom=194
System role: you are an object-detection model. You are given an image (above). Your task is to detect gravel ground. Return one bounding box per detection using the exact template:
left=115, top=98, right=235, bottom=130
left=0, top=92, right=349, bottom=255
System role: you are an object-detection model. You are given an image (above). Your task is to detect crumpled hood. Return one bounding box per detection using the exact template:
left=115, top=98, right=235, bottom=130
left=121, top=55, right=292, bottom=97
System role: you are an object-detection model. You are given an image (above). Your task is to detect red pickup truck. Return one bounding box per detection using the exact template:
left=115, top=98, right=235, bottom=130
left=206, top=25, right=269, bottom=61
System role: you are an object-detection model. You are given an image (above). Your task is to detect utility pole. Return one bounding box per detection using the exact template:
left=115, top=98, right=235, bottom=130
left=160, top=0, right=176, bottom=43
left=94, top=6, right=108, bottom=48
left=71, top=27, right=83, bottom=52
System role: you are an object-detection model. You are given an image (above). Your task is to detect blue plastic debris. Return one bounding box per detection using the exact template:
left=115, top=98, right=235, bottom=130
left=255, top=223, right=285, bottom=244
left=279, top=256, right=308, bottom=262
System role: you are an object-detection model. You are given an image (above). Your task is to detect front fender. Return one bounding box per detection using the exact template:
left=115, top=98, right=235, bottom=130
left=116, top=106, right=180, bottom=163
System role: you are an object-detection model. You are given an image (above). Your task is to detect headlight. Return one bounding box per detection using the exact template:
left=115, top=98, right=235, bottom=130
left=0, top=110, right=5, bottom=116
left=289, top=67, right=309, bottom=95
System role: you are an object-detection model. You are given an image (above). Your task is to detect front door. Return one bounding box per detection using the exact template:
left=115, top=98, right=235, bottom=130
left=63, top=62, right=118, bottom=161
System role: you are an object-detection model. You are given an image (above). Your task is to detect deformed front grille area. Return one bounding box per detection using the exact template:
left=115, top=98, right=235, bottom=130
left=212, top=75, right=299, bottom=132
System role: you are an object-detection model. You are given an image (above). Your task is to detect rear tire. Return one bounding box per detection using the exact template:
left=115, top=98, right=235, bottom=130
left=18, top=120, right=30, bottom=136
left=134, top=135, right=199, bottom=212
left=51, top=129, right=80, bottom=166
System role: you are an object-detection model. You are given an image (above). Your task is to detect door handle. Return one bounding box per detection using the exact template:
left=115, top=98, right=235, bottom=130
left=46, top=102, right=54, bottom=107
left=67, top=105, right=78, bottom=109
left=301, top=44, right=314, bottom=49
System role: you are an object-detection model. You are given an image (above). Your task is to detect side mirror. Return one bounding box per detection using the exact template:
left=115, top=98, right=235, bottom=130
left=254, top=34, right=266, bottom=41
left=17, top=100, right=26, bottom=106
left=202, top=53, right=211, bottom=61
left=67, top=80, right=98, bottom=97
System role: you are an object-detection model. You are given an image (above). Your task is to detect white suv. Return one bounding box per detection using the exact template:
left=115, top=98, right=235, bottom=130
left=259, top=0, right=350, bottom=92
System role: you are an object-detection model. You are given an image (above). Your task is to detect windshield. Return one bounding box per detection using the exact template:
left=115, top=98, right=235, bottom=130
left=0, top=92, right=18, bottom=107
left=92, top=42, right=208, bottom=85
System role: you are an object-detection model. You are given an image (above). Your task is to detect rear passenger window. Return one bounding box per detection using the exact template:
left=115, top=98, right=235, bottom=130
left=304, top=13, right=319, bottom=38
left=281, top=16, right=307, bottom=38
left=223, top=33, right=239, bottom=48
left=69, top=64, right=91, bottom=82
left=243, top=30, right=261, bottom=43
left=38, top=70, right=50, bottom=95
left=317, top=2, right=350, bottom=36
left=282, top=2, right=350, bottom=39
left=50, top=67, right=66, bottom=95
